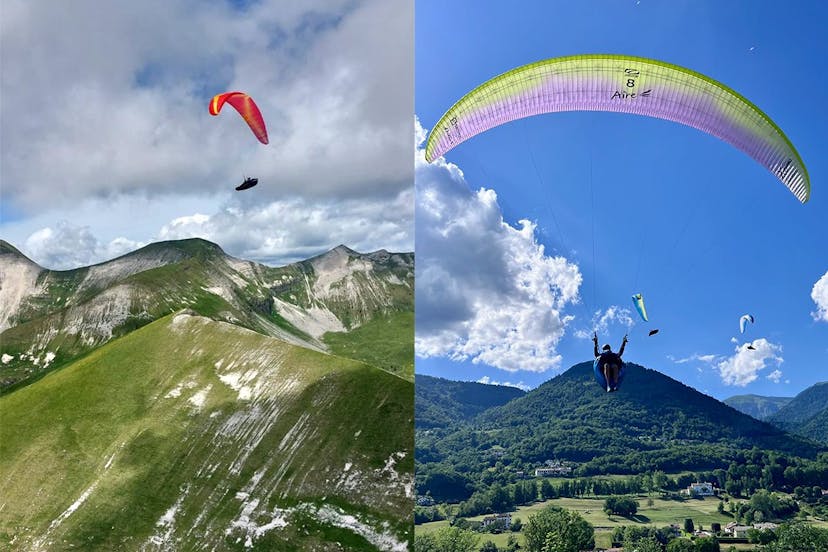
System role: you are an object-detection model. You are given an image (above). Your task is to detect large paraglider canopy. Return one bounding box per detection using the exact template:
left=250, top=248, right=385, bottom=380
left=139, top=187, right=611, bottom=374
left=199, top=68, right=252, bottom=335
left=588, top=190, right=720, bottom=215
left=209, top=91, right=269, bottom=145
left=425, top=54, right=809, bottom=203
left=739, top=314, right=755, bottom=334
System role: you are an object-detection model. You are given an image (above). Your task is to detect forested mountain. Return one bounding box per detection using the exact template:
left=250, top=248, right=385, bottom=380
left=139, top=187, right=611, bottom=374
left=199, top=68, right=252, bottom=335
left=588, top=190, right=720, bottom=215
left=415, top=374, right=525, bottom=429
left=416, top=362, right=824, bottom=498
left=768, top=382, right=828, bottom=443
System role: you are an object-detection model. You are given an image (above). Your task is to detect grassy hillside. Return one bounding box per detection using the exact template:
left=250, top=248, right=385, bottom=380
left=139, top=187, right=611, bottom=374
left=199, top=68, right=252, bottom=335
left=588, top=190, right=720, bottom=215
left=323, top=311, right=414, bottom=380
left=0, top=313, right=413, bottom=551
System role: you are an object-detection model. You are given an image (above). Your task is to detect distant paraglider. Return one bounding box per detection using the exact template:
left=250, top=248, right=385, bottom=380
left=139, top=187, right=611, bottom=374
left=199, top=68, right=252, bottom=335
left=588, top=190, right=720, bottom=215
left=236, top=177, right=258, bottom=191
left=739, top=314, right=755, bottom=334
left=648, top=329, right=659, bottom=336
left=209, top=91, right=269, bottom=145
left=632, top=293, right=648, bottom=322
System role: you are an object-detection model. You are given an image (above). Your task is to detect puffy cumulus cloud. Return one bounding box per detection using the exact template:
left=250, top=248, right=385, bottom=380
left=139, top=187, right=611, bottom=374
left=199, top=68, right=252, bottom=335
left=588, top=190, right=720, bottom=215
left=573, top=306, right=635, bottom=339
left=717, top=338, right=783, bottom=387
left=2, top=0, right=412, bottom=211
left=477, top=376, right=531, bottom=392
left=156, top=190, right=413, bottom=265
left=415, top=119, right=582, bottom=373
left=15, top=187, right=412, bottom=269
left=811, top=270, right=828, bottom=323
left=23, top=222, right=143, bottom=269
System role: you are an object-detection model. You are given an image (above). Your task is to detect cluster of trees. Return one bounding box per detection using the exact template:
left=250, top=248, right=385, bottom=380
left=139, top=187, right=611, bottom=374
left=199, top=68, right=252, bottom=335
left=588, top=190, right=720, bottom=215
left=417, top=450, right=828, bottom=509
left=604, top=496, right=639, bottom=516
left=727, top=490, right=799, bottom=524
left=414, top=506, right=446, bottom=524
left=414, top=518, right=828, bottom=552
left=606, top=526, right=720, bottom=552
left=759, top=523, right=828, bottom=551
left=792, top=485, right=828, bottom=518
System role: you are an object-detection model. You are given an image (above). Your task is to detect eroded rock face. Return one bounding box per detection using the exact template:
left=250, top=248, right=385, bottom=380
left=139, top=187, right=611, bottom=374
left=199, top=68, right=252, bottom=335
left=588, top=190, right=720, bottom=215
left=0, top=238, right=413, bottom=389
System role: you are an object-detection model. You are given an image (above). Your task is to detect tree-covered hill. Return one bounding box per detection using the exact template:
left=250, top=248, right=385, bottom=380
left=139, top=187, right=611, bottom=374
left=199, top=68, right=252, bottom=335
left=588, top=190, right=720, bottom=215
left=416, top=374, right=525, bottom=429
left=768, top=382, right=828, bottom=443
left=416, top=362, right=824, bottom=493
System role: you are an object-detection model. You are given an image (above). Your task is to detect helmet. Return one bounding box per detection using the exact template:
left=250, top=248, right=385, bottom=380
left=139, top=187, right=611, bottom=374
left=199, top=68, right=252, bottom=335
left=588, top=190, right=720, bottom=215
left=602, top=344, right=612, bottom=351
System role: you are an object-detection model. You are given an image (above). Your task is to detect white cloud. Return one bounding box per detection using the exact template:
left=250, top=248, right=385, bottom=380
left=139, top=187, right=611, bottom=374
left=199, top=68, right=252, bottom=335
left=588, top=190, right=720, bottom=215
left=23, top=222, right=143, bottom=270
left=3, top=1, right=416, bottom=272
left=477, top=376, right=531, bottom=391
left=811, top=270, right=828, bottom=323
left=2, top=0, right=413, bottom=233
left=3, top=0, right=414, bottom=280
left=573, top=306, right=635, bottom=339
left=717, top=338, right=783, bottom=387
left=16, top=189, right=413, bottom=269
left=155, top=191, right=413, bottom=265
left=671, top=353, right=720, bottom=365
left=414, top=119, right=582, bottom=373
left=766, top=369, right=783, bottom=383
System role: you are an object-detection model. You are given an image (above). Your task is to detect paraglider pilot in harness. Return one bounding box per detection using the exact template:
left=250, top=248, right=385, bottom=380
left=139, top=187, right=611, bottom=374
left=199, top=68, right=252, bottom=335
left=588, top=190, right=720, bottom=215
left=593, top=332, right=627, bottom=392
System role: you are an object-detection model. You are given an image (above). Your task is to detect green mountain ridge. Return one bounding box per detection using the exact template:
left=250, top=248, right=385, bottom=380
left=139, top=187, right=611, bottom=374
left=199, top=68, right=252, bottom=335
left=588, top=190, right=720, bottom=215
left=416, top=362, right=824, bottom=496
left=0, top=312, right=413, bottom=550
left=415, top=374, right=526, bottom=429
left=0, top=238, right=414, bottom=389
left=723, top=393, right=793, bottom=420
left=768, top=381, right=828, bottom=443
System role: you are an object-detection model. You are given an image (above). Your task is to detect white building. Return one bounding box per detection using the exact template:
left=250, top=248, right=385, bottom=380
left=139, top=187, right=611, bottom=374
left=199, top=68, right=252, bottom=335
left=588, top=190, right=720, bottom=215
left=481, top=513, right=512, bottom=527
left=535, top=466, right=572, bottom=477
left=682, top=482, right=715, bottom=496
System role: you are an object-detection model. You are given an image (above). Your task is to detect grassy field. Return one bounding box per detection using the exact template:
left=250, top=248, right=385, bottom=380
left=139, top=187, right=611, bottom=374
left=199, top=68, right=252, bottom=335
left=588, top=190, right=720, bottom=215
left=417, top=495, right=743, bottom=549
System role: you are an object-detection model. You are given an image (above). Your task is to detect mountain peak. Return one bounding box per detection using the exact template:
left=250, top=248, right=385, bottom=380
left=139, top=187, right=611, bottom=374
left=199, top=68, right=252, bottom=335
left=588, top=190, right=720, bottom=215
left=0, top=240, right=40, bottom=267
left=124, top=238, right=227, bottom=262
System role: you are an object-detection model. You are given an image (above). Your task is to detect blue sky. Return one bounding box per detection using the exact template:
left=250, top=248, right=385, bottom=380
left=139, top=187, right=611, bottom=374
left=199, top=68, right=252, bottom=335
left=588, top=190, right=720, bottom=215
left=414, top=0, right=828, bottom=399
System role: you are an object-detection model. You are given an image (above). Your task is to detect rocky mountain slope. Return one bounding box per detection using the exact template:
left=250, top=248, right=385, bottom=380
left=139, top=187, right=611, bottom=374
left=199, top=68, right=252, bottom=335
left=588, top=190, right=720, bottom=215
left=723, top=394, right=793, bottom=420
left=0, top=239, right=414, bottom=388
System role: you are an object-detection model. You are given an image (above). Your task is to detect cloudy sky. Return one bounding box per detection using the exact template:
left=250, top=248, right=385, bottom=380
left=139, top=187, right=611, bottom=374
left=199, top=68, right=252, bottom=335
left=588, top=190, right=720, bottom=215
left=1, top=0, right=413, bottom=268
left=415, top=0, right=828, bottom=399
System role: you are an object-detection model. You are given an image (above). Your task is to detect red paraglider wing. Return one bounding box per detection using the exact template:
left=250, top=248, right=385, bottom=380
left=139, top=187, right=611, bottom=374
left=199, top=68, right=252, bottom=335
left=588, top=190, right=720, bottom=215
left=209, top=92, right=269, bottom=145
